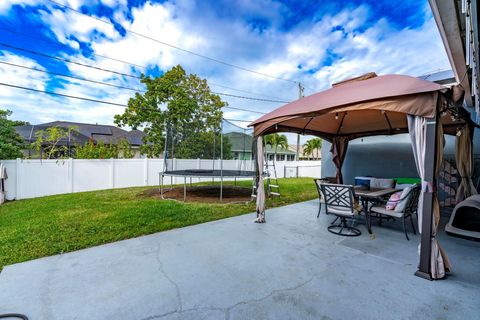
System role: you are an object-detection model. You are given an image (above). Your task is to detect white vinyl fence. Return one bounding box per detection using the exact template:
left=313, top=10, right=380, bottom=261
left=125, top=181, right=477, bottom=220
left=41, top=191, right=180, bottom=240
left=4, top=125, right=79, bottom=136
left=0, top=159, right=321, bottom=201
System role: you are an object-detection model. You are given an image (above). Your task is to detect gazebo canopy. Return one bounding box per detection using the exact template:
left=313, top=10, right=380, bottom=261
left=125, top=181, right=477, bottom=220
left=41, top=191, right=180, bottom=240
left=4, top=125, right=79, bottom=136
left=249, top=73, right=476, bottom=281
left=250, top=73, right=467, bottom=140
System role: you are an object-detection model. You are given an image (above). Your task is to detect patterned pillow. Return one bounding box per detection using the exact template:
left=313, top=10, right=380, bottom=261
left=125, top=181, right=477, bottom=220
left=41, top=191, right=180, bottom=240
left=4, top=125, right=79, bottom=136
left=386, top=191, right=403, bottom=210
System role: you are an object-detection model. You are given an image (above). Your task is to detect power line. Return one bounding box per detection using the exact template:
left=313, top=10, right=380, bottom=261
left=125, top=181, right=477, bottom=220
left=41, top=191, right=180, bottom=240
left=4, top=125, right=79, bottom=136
left=0, top=58, right=288, bottom=103
left=1, top=26, right=292, bottom=101
left=0, top=26, right=148, bottom=70
left=47, top=0, right=298, bottom=84
left=0, top=61, right=144, bottom=92
left=0, top=42, right=142, bottom=79
left=223, top=118, right=256, bottom=123
left=211, top=92, right=288, bottom=103
left=223, top=106, right=266, bottom=114
left=0, top=82, right=128, bottom=107
left=0, top=82, right=268, bottom=115
left=208, top=82, right=292, bottom=101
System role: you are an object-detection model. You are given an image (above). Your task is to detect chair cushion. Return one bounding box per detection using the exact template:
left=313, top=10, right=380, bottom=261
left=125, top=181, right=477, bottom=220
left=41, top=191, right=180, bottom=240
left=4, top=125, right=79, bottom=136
left=328, top=205, right=357, bottom=217
left=394, top=185, right=414, bottom=213
left=396, top=183, right=414, bottom=190
left=370, top=178, right=396, bottom=189
left=371, top=206, right=403, bottom=218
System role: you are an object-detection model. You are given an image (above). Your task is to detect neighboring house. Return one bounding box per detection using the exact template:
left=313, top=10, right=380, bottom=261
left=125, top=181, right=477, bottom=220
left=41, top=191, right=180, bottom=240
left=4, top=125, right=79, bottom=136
left=224, top=132, right=296, bottom=161
left=288, top=144, right=321, bottom=160
left=15, top=121, right=147, bottom=158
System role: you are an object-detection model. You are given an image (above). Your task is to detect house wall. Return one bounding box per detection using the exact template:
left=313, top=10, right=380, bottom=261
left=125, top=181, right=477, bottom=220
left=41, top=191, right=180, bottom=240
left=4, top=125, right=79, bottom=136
left=0, top=158, right=321, bottom=201
left=320, top=132, right=474, bottom=184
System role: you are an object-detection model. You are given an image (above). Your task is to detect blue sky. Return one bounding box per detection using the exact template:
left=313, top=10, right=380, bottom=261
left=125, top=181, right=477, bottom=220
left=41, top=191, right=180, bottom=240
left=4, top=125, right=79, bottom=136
left=0, top=0, right=450, bottom=128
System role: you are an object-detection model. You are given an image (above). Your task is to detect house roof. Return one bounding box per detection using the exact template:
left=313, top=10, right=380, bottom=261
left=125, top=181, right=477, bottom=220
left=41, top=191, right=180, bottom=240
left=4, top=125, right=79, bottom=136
left=15, top=121, right=146, bottom=146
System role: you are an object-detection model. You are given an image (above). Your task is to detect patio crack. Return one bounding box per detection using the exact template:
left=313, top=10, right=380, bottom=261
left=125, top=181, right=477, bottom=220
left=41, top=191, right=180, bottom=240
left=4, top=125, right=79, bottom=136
left=224, top=275, right=316, bottom=316
left=155, top=245, right=183, bottom=313
left=142, top=276, right=316, bottom=320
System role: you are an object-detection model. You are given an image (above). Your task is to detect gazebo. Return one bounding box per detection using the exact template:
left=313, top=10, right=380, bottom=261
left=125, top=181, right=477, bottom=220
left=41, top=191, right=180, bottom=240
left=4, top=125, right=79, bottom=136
left=249, top=73, right=477, bottom=280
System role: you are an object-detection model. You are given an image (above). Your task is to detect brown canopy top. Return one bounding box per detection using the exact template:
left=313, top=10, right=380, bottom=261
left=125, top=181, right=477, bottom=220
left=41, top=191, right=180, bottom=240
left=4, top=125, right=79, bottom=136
left=250, top=74, right=466, bottom=140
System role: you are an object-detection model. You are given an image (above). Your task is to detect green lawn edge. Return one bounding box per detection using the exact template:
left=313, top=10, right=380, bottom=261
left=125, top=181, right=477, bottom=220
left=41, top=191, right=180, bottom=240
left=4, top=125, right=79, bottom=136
left=0, top=178, right=317, bottom=269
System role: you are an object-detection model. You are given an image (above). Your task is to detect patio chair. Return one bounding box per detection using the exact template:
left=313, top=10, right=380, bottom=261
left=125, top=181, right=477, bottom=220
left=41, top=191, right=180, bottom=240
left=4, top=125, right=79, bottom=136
left=313, top=178, right=332, bottom=218
left=369, top=185, right=421, bottom=240
left=320, top=183, right=361, bottom=237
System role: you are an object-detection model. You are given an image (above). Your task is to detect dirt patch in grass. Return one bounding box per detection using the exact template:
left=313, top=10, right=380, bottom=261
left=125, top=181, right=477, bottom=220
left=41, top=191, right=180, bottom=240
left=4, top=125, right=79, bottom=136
left=143, top=185, right=253, bottom=203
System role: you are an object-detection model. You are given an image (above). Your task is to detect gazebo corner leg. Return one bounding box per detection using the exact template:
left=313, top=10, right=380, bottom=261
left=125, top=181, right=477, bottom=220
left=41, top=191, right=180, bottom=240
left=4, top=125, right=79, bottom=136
left=415, top=118, right=437, bottom=281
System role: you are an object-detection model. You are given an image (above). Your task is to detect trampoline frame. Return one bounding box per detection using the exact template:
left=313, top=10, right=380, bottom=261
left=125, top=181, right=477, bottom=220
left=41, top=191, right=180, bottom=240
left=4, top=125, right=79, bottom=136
left=159, top=170, right=256, bottom=202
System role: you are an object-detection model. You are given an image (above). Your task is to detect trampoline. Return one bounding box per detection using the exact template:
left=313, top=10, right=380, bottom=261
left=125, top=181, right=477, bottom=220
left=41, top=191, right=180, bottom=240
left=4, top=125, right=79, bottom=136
left=159, top=169, right=256, bottom=201
left=159, top=119, right=258, bottom=202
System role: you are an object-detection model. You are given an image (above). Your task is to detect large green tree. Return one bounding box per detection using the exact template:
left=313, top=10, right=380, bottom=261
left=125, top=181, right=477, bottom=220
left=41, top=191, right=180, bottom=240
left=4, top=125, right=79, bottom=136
left=114, top=65, right=229, bottom=159
left=0, top=109, right=24, bottom=160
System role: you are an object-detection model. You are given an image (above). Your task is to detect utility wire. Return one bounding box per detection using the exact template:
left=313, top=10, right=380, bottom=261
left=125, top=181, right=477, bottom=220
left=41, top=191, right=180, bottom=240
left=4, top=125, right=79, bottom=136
left=223, top=106, right=266, bottom=114
left=1, top=26, right=292, bottom=101
left=0, top=82, right=268, bottom=114
left=0, top=61, right=143, bottom=92
left=47, top=0, right=298, bottom=84
left=223, top=118, right=256, bottom=123
left=0, top=58, right=287, bottom=103
left=0, top=26, right=147, bottom=70
left=214, top=92, right=289, bottom=103
left=0, top=82, right=128, bottom=107
left=208, top=82, right=292, bottom=101
left=0, top=42, right=142, bottom=79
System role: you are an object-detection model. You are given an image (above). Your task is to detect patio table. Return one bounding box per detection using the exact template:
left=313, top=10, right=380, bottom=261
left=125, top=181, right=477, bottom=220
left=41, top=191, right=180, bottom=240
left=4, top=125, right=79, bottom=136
left=354, top=188, right=399, bottom=234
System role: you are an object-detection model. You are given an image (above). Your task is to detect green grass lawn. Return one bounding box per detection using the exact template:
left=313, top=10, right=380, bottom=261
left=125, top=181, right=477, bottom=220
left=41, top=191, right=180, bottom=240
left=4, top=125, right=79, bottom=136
left=0, top=178, right=317, bottom=269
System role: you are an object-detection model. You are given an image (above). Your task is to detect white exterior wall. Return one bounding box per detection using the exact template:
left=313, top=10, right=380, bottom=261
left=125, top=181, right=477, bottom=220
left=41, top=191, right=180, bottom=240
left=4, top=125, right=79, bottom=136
left=0, top=159, right=321, bottom=201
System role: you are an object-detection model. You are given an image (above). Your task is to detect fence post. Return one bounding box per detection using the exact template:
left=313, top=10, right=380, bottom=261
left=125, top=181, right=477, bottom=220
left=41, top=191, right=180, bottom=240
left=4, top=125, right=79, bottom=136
left=15, top=158, right=21, bottom=200
left=144, top=157, right=149, bottom=186
left=110, top=158, right=115, bottom=188
left=68, top=158, right=74, bottom=193
left=197, top=158, right=200, bottom=169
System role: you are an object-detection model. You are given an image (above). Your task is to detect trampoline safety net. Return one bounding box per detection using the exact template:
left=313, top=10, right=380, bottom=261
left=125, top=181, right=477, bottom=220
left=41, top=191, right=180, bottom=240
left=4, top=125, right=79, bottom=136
left=162, top=118, right=255, bottom=179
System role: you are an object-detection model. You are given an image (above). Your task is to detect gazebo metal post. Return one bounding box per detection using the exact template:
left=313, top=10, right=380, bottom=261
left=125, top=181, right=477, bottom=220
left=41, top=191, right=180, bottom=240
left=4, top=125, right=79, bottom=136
left=415, top=117, right=437, bottom=280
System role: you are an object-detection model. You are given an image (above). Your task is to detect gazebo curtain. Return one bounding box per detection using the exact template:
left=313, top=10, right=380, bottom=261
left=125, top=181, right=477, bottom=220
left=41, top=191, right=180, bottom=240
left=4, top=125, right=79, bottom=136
left=407, top=115, right=450, bottom=279
left=254, top=136, right=266, bottom=223
left=455, top=125, right=478, bottom=202
left=330, top=136, right=349, bottom=184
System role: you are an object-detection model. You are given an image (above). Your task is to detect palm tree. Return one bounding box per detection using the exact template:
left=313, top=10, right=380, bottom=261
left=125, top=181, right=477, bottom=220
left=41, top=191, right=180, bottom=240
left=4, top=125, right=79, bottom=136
left=303, top=138, right=322, bottom=160
left=264, top=133, right=288, bottom=162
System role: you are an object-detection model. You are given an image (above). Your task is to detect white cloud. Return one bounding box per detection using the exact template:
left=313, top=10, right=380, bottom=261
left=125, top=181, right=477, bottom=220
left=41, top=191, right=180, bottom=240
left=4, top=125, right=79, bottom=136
left=0, top=0, right=42, bottom=14
left=0, top=0, right=450, bottom=137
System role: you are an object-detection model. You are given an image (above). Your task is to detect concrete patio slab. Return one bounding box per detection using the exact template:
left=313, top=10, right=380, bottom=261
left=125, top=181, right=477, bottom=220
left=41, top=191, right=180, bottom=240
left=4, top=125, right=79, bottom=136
left=1, top=200, right=479, bottom=319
